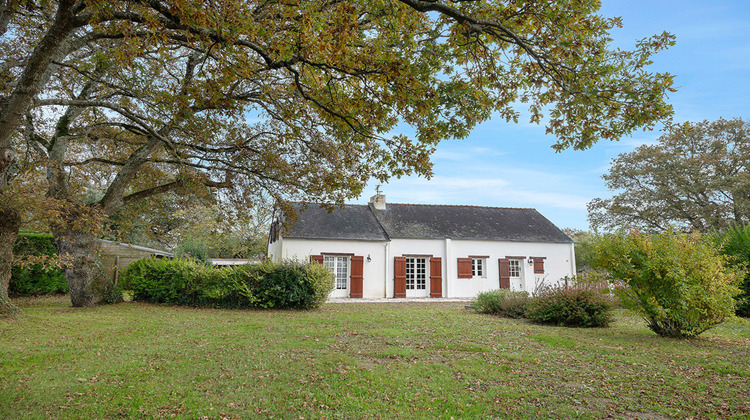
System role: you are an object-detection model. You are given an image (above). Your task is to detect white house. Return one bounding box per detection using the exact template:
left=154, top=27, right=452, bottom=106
left=267, top=194, right=576, bottom=299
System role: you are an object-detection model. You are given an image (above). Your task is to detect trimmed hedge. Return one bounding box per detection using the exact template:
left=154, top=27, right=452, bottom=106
left=10, top=233, right=67, bottom=295
left=469, top=289, right=529, bottom=318
left=525, top=285, right=614, bottom=328
left=121, top=258, right=334, bottom=310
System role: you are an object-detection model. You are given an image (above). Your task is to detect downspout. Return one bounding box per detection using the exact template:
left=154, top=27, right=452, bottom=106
left=384, top=240, right=390, bottom=298
left=570, top=242, right=577, bottom=277
left=367, top=202, right=392, bottom=298
left=268, top=204, right=278, bottom=261
left=444, top=237, right=452, bottom=298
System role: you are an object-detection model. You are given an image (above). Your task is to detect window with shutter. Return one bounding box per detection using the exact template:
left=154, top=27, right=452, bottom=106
left=471, top=258, right=486, bottom=278
left=533, top=257, right=545, bottom=274
left=457, top=258, right=473, bottom=278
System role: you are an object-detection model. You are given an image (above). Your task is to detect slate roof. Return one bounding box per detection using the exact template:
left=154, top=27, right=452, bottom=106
left=283, top=202, right=572, bottom=243
left=285, top=203, right=388, bottom=241
left=375, top=204, right=572, bottom=242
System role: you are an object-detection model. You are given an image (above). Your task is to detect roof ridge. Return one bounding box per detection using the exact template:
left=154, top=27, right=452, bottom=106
left=384, top=202, right=537, bottom=211
left=289, top=201, right=369, bottom=208
left=289, top=201, right=535, bottom=211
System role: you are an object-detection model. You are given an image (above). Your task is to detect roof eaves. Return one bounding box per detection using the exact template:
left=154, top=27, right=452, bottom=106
left=387, top=235, right=573, bottom=243
left=284, top=236, right=387, bottom=242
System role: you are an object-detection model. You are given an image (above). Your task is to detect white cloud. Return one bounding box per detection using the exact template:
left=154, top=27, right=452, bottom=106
left=371, top=175, right=588, bottom=211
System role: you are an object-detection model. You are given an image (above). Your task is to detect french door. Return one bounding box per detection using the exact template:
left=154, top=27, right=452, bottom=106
left=405, top=257, right=429, bottom=297
left=324, top=256, right=349, bottom=298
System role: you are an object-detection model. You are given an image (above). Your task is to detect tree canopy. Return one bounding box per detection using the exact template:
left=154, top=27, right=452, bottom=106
left=1, top=0, right=677, bottom=308
left=3, top=1, right=676, bottom=184
left=588, top=118, right=750, bottom=232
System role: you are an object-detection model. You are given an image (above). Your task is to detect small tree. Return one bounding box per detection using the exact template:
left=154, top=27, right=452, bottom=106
left=593, top=230, right=742, bottom=338
left=588, top=118, right=750, bottom=232
left=563, top=228, right=597, bottom=273
left=711, top=224, right=750, bottom=317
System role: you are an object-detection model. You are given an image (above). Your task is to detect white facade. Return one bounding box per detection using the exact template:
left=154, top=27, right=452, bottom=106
left=268, top=236, right=576, bottom=298
left=270, top=238, right=388, bottom=298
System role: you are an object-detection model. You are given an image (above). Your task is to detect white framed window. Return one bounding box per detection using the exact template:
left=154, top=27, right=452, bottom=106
left=324, top=256, right=349, bottom=290
left=509, top=259, right=521, bottom=278
left=472, top=258, right=485, bottom=278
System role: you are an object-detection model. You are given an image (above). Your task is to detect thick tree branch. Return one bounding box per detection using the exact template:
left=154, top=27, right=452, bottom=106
left=396, top=0, right=568, bottom=84
left=122, top=179, right=186, bottom=205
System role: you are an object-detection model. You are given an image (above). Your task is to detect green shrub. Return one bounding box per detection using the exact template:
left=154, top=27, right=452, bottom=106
left=470, top=289, right=529, bottom=318
left=253, top=260, right=333, bottom=309
left=305, top=261, right=337, bottom=309
left=10, top=233, right=67, bottom=295
left=712, top=224, right=750, bottom=317
left=121, top=258, right=333, bottom=310
left=526, top=285, right=614, bottom=327
left=594, top=229, right=742, bottom=338
left=120, top=257, right=201, bottom=305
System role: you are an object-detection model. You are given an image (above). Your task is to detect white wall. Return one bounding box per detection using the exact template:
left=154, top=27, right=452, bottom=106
left=269, top=238, right=389, bottom=298
left=267, top=237, right=282, bottom=261
left=385, top=238, right=574, bottom=298
left=386, top=238, right=445, bottom=297
left=447, top=239, right=575, bottom=297
left=269, top=236, right=576, bottom=299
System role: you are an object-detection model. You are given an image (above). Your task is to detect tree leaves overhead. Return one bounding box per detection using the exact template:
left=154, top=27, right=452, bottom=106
left=589, top=118, right=750, bottom=232
left=3, top=1, right=676, bottom=203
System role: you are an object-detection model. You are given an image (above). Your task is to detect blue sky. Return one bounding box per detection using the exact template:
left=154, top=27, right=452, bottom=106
left=350, top=0, right=750, bottom=231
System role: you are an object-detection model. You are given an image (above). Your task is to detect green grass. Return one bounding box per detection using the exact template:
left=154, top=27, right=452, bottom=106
left=2, top=296, right=749, bottom=419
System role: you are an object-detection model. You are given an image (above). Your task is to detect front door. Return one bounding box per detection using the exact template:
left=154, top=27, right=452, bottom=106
left=325, top=256, right=349, bottom=298
left=509, top=259, right=523, bottom=291
left=405, top=257, right=429, bottom=297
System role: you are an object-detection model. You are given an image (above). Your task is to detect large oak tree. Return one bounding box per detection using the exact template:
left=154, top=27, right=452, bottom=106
left=1, top=0, right=676, bottom=309
left=588, top=118, right=750, bottom=232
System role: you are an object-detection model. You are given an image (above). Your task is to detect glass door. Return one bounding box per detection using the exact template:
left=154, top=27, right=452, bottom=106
left=325, top=256, right=349, bottom=298
left=405, top=257, right=429, bottom=297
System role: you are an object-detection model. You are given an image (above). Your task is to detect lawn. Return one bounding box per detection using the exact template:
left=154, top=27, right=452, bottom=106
left=1, top=296, right=749, bottom=419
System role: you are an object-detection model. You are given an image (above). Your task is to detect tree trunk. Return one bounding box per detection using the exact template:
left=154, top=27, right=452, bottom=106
left=0, top=1, right=82, bottom=314
left=55, top=227, right=121, bottom=307
left=0, top=206, right=21, bottom=316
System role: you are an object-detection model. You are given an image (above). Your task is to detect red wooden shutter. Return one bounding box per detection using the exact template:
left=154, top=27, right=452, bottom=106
left=394, top=256, right=406, bottom=298
left=498, top=258, right=510, bottom=289
left=310, top=255, right=323, bottom=264
left=430, top=257, right=442, bottom=298
left=350, top=256, right=363, bottom=298
left=457, top=258, right=473, bottom=278
left=533, top=258, right=545, bottom=274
